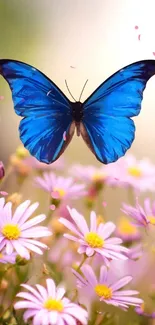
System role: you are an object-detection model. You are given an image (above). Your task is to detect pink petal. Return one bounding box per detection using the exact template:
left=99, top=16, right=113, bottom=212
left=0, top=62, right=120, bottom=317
left=36, top=284, right=48, bottom=300
left=62, top=314, right=76, bottom=325
left=6, top=241, right=13, bottom=255
left=14, top=301, right=41, bottom=309
left=105, top=237, right=122, bottom=244
left=33, top=310, right=46, bottom=325
left=48, top=311, right=58, bottom=324
left=0, top=191, right=8, bottom=196
left=23, top=309, right=38, bottom=321
left=16, top=292, right=42, bottom=305
left=12, top=241, right=30, bottom=259
left=12, top=200, right=31, bottom=224
left=90, top=211, right=97, bottom=232
left=113, top=290, right=139, bottom=296
left=72, top=269, right=88, bottom=286
left=104, top=244, right=128, bottom=252
left=21, top=284, right=43, bottom=301
left=113, top=296, right=143, bottom=304
left=86, top=246, right=94, bottom=256
left=57, top=316, right=65, bottom=325
left=20, top=240, right=43, bottom=255
left=46, top=279, right=56, bottom=298
left=65, top=307, right=88, bottom=325
left=77, top=246, right=86, bottom=254
left=81, top=264, right=97, bottom=286
left=59, top=218, right=84, bottom=239
left=3, top=202, right=12, bottom=223
left=21, top=226, right=51, bottom=238
left=22, top=238, right=47, bottom=249
left=105, top=249, right=128, bottom=260
left=56, top=287, right=65, bottom=300
left=20, top=214, right=46, bottom=230
left=67, top=206, right=89, bottom=234
left=111, top=276, right=132, bottom=291
left=98, top=222, right=116, bottom=239
left=63, top=234, right=79, bottom=242
left=99, top=266, right=108, bottom=283
left=18, top=202, right=40, bottom=225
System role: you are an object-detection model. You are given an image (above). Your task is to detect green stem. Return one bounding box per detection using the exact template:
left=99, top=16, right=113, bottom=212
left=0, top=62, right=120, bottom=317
left=76, top=254, right=87, bottom=272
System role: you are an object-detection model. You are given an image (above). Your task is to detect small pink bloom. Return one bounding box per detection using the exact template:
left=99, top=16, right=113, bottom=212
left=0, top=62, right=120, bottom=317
left=116, top=216, right=141, bottom=243
left=73, top=264, right=143, bottom=310
left=14, top=279, right=88, bottom=325
left=59, top=207, right=128, bottom=265
left=0, top=161, right=5, bottom=180
left=70, top=164, right=108, bottom=185
left=35, top=173, right=86, bottom=202
left=0, top=198, right=51, bottom=260
left=122, top=198, right=155, bottom=228
left=106, top=154, right=155, bottom=192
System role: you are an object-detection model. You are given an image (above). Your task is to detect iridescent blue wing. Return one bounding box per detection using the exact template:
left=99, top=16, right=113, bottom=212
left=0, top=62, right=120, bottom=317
left=0, top=59, right=74, bottom=163
left=82, top=60, right=155, bottom=164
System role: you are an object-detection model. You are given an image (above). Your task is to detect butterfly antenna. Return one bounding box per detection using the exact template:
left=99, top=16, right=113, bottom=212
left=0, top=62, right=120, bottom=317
left=79, top=79, right=88, bottom=101
left=65, top=80, right=76, bottom=102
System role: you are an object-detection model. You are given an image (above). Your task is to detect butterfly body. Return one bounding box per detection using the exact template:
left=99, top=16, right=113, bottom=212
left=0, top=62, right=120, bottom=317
left=1, top=59, right=155, bottom=164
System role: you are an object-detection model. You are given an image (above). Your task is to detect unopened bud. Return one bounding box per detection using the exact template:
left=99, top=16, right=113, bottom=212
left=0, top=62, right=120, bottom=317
left=15, top=145, right=29, bottom=159
left=7, top=192, right=22, bottom=206
left=0, top=161, right=5, bottom=180
left=16, top=255, right=29, bottom=265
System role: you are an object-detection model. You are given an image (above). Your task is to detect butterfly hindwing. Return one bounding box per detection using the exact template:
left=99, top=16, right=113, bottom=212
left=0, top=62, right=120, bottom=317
left=82, top=60, right=155, bottom=164
left=0, top=59, right=73, bottom=163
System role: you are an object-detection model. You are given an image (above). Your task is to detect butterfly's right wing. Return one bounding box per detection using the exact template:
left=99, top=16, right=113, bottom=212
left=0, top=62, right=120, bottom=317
left=81, top=60, right=155, bottom=164
left=0, top=59, right=74, bottom=163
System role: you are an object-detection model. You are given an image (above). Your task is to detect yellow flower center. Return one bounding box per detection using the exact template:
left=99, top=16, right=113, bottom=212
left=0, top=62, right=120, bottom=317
left=141, top=303, right=144, bottom=312
left=44, top=298, right=64, bottom=312
left=54, top=188, right=66, bottom=198
left=2, top=224, right=21, bottom=240
left=95, top=284, right=112, bottom=299
left=85, top=232, right=104, bottom=248
left=0, top=253, right=3, bottom=259
left=148, top=216, right=155, bottom=225
left=128, top=167, right=142, bottom=178
left=92, top=172, right=105, bottom=182
left=118, top=217, right=138, bottom=235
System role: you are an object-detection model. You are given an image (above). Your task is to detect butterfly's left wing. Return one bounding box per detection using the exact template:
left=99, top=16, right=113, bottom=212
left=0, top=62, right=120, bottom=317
left=0, top=59, right=74, bottom=163
left=81, top=60, right=155, bottom=164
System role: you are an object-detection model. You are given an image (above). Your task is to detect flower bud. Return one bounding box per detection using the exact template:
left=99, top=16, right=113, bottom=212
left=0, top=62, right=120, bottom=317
left=0, top=161, right=5, bottom=180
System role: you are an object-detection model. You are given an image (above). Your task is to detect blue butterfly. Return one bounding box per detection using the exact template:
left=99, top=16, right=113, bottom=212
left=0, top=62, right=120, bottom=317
left=0, top=59, right=155, bottom=164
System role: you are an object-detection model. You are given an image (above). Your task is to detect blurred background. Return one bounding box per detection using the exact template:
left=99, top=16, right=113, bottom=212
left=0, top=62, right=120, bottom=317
left=1, top=0, right=155, bottom=166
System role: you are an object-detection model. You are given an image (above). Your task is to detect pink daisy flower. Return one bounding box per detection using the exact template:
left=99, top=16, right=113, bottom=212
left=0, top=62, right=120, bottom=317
left=122, top=198, right=155, bottom=228
left=0, top=198, right=51, bottom=259
left=70, top=164, right=108, bottom=185
left=14, top=278, right=88, bottom=325
left=59, top=207, right=128, bottom=264
left=116, top=216, right=141, bottom=243
left=106, top=154, right=155, bottom=192
left=73, top=264, right=143, bottom=310
left=35, top=172, right=86, bottom=202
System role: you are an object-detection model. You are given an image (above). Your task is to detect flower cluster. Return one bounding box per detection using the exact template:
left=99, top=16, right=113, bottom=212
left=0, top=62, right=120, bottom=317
left=0, top=148, right=155, bottom=325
